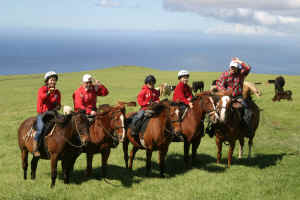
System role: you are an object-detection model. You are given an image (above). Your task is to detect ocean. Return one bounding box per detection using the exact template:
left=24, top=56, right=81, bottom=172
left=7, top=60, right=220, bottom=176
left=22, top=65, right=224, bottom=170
left=1, top=30, right=299, bottom=76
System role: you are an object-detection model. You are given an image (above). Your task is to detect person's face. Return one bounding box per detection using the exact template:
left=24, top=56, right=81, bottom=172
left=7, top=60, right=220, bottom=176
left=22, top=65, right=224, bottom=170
left=180, top=75, right=189, bottom=84
left=83, top=80, right=93, bottom=89
left=146, top=81, right=155, bottom=89
left=47, top=77, right=57, bottom=88
left=230, top=67, right=239, bottom=74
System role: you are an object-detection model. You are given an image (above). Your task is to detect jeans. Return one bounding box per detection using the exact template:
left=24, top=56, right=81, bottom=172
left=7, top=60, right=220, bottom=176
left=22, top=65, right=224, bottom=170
left=34, top=114, right=44, bottom=141
left=131, top=110, right=145, bottom=126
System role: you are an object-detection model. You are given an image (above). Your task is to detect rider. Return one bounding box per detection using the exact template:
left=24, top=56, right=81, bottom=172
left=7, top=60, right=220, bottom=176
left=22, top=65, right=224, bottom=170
left=34, top=71, right=61, bottom=157
left=73, top=74, right=109, bottom=116
left=216, top=57, right=252, bottom=135
left=130, top=75, right=160, bottom=136
left=173, top=70, right=193, bottom=109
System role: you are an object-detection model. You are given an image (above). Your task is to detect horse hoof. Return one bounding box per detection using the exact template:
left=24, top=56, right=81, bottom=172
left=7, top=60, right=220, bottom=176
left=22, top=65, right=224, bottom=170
left=160, top=174, right=165, bottom=178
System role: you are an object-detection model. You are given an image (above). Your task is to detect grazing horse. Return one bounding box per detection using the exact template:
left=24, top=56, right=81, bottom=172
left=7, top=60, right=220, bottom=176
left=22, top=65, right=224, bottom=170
left=175, top=92, right=219, bottom=167
left=212, top=94, right=260, bottom=167
left=18, top=112, right=90, bottom=187
left=84, top=102, right=135, bottom=178
left=123, top=100, right=182, bottom=177
left=192, top=81, right=204, bottom=93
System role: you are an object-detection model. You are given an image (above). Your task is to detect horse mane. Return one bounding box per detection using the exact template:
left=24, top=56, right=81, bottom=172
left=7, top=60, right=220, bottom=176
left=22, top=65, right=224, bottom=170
left=55, top=113, right=73, bottom=128
left=149, top=102, right=167, bottom=115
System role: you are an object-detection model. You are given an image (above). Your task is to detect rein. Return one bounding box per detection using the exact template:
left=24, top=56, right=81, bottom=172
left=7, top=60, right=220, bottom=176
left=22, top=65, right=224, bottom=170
left=62, top=117, right=88, bottom=149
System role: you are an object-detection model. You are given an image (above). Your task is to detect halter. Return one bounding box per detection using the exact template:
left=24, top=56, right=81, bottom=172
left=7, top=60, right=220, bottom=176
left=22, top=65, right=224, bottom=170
left=62, top=114, right=89, bottom=149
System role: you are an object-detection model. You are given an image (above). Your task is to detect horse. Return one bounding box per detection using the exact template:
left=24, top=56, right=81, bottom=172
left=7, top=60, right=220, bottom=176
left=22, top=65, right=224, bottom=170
left=84, top=102, right=135, bottom=178
left=212, top=93, right=260, bottom=167
left=122, top=100, right=182, bottom=177
left=174, top=92, right=219, bottom=167
left=192, top=81, right=204, bottom=93
left=272, top=90, right=293, bottom=101
left=18, top=111, right=90, bottom=187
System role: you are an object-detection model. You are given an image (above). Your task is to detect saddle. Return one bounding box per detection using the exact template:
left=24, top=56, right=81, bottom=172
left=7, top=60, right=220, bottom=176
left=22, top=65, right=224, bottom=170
left=128, top=111, right=152, bottom=139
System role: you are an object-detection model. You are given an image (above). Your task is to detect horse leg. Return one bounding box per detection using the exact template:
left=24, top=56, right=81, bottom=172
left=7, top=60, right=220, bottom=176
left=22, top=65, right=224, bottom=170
left=158, top=148, right=167, bottom=178
left=129, top=146, right=139, bottom=170
left=85, top=153, right=93, bottom=177
left=101, top=148, right=111, bottom=178
left=21, top=149, right=28, bottom=180
left=184, top=140, right=191, bottom=168
left=248, top=137, right=253, bottom=159
left=30, top=156, right=39, bottom=180
left=146, top=149, right=153, bottom=176
left=123, top=138, right=129, bottom=168
left=227, top=141, right=236, bottom=168
left=238, top=137, right=245, bottom=159
left=50, top=153, right=59, bottom=188
left=61, top=155, right=75, bottom=184
left=216, top=136, right=222, bottom=164
left=191, top=137, right=201, bottom=164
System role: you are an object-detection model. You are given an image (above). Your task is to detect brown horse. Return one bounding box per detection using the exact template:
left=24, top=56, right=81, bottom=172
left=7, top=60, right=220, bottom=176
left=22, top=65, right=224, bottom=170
left=174, top=92, right=219, bottom=167
left=18, top=112, right=90, bottom=187
left=212, top=95, right=260, bottom=167
left=84, top=102, right=135, bottom=178
left=123, top=100, right=182, bottom=177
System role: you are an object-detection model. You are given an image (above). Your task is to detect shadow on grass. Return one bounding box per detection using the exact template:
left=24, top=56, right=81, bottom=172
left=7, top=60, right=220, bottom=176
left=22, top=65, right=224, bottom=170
left=233, top=153, right=286, bottom=169
left=57, top=152, right=286, bottom=187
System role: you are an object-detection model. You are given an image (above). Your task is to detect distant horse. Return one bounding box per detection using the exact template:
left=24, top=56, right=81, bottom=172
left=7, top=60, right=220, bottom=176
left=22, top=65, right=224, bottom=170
left=272, top=90, right=293, bottom=101
left=174, top=92, right=219, bottom=167
left=192, top=81, right=204, bottom=93
left=212, top=93, right=260, bottom=167
left=123, top=100, right=182, bottom=177
left=18, top=112, right=90, bottom=187
left=156, top=83, right=176, bottom=96
left=84, top=102, right=135, bottom=178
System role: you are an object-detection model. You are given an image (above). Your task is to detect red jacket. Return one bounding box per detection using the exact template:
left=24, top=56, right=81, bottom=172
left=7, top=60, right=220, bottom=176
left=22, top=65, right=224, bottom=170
left=37, top=85, right=61, bottom=114
left=137, top=85, right=160, bottom=110
left=73, top=84, right=109, bottom=114
left=216, top=62, right=251, bottom=97
left=173, top=81, right=193, bottom=105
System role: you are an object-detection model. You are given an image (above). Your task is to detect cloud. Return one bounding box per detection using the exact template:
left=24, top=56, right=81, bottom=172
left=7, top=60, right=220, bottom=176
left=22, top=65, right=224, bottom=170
left=97, top=0, right=120, bottom=8
left=163, top=0, right=300, bottom=35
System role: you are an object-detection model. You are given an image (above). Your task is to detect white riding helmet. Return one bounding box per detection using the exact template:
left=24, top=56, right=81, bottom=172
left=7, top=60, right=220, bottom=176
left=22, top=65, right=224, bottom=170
left=229, top=61, right=241, bottom=69
left=82, top=74, right=93, bottom=82
left=44, top=71, right=58, bottom=81
left=178, top=70, right=189, bottom=79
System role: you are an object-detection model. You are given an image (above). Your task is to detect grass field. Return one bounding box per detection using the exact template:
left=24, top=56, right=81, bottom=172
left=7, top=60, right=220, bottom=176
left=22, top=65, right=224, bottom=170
left=0, top=66, right=299, bottom=200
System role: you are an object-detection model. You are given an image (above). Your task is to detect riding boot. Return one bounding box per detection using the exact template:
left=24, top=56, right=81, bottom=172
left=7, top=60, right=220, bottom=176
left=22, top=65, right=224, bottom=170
left=32, top=140, right=40, bottom=157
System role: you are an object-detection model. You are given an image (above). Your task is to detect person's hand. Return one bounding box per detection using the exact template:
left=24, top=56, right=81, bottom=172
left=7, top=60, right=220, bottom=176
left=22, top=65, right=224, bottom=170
left=90, top=110, right=96, bottom=116
left=92, top=78, right=102, bottom=86
left=189, top=102, right=193, bottom=108
left=48, top=87, right=55, bottom=94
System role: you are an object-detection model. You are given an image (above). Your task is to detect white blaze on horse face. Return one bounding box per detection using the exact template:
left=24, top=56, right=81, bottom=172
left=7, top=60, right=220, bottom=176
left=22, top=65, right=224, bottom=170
left=120, top=114, right=125, bottom=142
left=175, top=108, right=180, bottom=117
left=220, top=96, right=230, bottom=122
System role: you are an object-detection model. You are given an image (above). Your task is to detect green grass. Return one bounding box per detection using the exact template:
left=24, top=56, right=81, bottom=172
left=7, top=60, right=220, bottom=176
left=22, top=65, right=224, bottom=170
left=1, top=66, right=300, bottom=200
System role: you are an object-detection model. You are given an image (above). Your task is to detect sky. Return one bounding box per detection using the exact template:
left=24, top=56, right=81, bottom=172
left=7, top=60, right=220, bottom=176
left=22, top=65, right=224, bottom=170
left=1, top=0, right=300, bottom=75
left=1, top=0, right=300, bottom=36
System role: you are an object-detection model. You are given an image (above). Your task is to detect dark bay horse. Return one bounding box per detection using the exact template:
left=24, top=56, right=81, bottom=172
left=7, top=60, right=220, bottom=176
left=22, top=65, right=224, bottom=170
left=175, top=92, right=219, bottom=167
left=212, top=94, right=260, bottom=167
left=84, top=102, right=135, bottom=178
left=123, top=100, right=182, bottom=177
left=18, top=112, right=90, bottom=187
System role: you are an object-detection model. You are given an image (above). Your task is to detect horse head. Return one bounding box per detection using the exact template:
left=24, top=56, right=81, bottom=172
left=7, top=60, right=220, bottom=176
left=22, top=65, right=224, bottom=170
left=161, top=100, right=183, bottom=136
left=216, top=95, right=232, bottom=123
left=194, top=92, right=219, bottom=124
left=71, top=111, right=90, bottom=146
left=96, top=104, right=126, bottom=145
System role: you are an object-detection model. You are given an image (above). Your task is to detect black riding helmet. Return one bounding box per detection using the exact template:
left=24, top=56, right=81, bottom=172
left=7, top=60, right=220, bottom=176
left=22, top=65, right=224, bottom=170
left=144, top=75, right=156, bottom=84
